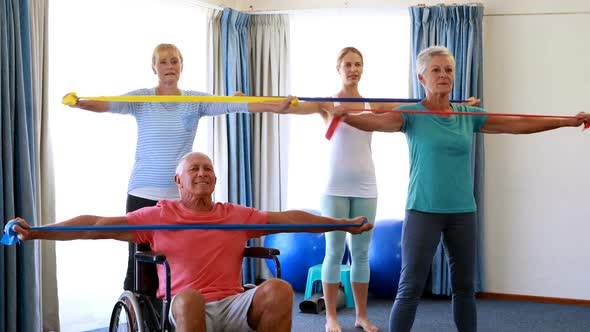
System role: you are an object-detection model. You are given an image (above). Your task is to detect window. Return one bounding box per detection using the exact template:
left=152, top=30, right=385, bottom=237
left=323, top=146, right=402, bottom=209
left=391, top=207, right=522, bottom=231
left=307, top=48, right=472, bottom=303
left=48, top=0, right=209, bottom=330
left=287, top=9, right=411, bottom=221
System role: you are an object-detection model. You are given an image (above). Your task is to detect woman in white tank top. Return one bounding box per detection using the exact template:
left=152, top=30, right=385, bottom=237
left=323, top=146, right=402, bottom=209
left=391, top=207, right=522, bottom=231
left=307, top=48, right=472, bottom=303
left=290, top=47, right=405, bottom=332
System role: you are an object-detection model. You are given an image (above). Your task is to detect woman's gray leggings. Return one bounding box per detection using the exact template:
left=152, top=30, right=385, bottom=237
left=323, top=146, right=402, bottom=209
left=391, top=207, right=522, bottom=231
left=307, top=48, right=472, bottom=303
left=389, top=210, right=477, bottom=332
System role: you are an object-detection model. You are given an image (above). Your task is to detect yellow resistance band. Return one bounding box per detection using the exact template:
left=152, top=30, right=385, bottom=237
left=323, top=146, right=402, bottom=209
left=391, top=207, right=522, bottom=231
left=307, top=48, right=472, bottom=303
left=62, top=92, right=298, bottom=106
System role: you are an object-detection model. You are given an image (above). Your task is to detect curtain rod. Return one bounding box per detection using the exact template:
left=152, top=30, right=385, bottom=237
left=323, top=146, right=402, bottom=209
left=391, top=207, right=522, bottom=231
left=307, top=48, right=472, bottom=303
left=191, top=0, right=223, bottom=11
left=414, top=3, right=589, bottom=16
left=415, top=3, right=483, bottom=6
left=244, top=8, right=407, bottom=15
left=214, top=3, right=589, bottom=16
left=485, top=11, right=590, bottom=17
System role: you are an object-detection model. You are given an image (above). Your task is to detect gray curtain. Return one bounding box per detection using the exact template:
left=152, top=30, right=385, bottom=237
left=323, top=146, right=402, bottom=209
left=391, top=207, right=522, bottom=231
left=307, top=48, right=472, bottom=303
left=409, top=4, right=485, bottom=295
left=1, top=0, right=42, bottom=330
left=30, top=0, right=59, bottom=330
left=249, top=14, right=290, bottom=213
left=249, top=14, right=290, bottom=279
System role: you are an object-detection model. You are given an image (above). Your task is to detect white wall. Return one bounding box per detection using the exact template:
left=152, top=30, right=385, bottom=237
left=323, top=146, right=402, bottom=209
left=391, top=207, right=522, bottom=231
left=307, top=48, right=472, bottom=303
left=233, top=0, right=590, bottom=299
left=482, top=8, right=590, bottom=300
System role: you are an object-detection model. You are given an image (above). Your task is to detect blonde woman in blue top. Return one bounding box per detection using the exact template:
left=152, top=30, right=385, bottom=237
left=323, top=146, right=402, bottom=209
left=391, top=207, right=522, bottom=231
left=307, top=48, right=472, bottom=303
left=337, top=45, right=590, bottom=332
left=67, top=43, right=293, bottom=291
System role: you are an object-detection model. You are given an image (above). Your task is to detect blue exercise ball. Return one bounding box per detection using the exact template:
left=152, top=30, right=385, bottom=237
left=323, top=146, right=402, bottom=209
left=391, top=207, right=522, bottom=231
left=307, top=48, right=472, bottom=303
left=264, top=209, right=350, bottom=292
left=369, top=219, right=403, bottom=299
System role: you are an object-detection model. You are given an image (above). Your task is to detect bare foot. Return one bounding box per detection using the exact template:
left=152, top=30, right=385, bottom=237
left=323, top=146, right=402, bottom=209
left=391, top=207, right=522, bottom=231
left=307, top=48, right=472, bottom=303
left=355, top=318, right=379, bottom=332
left=325, top=317, right=343, bottom=332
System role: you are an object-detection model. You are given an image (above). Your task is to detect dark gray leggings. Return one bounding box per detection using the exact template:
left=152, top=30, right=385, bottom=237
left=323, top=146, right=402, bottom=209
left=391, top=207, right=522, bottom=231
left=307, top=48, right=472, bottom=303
left=389, top=210, right=477, bottom=332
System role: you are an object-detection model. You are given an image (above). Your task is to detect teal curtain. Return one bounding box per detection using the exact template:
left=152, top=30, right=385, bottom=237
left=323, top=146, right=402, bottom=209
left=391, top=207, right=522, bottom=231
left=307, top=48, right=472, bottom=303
left=1, top=0, right=42, bottom=330
left=409, top=4, right=484, bottom=295
left=220, top=8, right=255, bottom=284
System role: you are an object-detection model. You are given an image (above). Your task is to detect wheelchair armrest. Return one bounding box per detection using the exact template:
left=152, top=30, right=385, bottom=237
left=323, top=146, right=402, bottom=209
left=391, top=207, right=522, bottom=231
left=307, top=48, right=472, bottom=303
left=244, top=246, right=282, bottom=279
left=135, top=251, right=167, bottom=264
left=243, top=246, right=280, bottom=259
left=135, top=250, right=171, bottom=303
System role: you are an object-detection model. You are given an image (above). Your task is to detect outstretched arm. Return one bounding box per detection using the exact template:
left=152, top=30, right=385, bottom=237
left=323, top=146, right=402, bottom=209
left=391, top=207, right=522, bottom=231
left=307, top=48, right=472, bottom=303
left=248, top=98, right=334, bottom=124
left=339, top=97, right=479, bottom=133
left=247, top=96, right=299, bottom=114
left=341, top=111, right=404, bottom=133
left=481, top=112, right=590, bottom=134
left=12, top=216, right=134, bottom=242
left=281, top=101, right=332, bottom=116
left=63, top=92, right=109, bottom=112
left=265, top=210, right=372, bottom=235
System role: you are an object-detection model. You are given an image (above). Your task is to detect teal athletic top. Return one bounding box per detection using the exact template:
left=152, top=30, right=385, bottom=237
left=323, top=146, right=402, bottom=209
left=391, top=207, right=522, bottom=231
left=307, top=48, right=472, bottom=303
left=399, top=102, right=488, bottom=213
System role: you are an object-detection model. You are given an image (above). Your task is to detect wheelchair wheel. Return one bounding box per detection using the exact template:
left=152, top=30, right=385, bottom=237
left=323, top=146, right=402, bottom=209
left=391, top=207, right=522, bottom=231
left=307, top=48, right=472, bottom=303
left=109, top=291, right=145, bottom=332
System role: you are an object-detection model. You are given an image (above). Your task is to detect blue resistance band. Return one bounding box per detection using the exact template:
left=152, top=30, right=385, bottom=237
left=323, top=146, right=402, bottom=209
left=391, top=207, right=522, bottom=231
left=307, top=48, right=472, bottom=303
left=2, top=218, right=368, bottom=246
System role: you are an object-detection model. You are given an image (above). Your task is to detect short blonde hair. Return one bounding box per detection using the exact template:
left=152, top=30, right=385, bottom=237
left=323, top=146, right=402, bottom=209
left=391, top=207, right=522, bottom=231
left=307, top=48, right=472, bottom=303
left=416, top=46, right=455, bottom=75
left=152, top=44, right=183, bottom=66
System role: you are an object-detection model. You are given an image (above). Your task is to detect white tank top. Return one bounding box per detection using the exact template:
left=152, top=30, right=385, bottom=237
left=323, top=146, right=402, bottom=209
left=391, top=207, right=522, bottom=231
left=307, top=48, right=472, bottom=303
left=324, top=102, right=377, bottom=198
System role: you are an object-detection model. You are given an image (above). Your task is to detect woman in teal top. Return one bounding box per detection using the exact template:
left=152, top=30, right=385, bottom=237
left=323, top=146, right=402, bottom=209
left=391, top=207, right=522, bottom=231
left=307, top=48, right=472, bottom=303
left=338, top=46, right=590, bottom=332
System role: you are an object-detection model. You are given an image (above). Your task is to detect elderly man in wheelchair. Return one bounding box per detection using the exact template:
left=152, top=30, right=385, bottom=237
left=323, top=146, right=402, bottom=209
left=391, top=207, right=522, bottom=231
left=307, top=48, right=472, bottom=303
left=12, top=151, right=372, bottom=332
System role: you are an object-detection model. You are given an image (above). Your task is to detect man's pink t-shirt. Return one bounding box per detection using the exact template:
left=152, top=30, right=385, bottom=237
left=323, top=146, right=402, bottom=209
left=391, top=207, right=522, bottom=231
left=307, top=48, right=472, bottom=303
left=127, top=200, right=267, bottom=302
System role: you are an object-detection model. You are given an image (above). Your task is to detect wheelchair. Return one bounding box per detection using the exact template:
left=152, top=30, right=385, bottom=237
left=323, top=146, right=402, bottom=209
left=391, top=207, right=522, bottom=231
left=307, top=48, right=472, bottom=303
left=108, top=246, right=281, bottom=332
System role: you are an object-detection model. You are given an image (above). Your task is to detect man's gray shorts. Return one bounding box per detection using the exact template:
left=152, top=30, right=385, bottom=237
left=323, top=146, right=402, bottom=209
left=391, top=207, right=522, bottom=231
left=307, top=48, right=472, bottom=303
left=169, top=288, right=257, bottom=332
